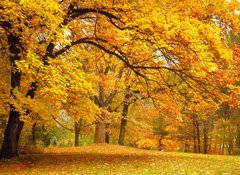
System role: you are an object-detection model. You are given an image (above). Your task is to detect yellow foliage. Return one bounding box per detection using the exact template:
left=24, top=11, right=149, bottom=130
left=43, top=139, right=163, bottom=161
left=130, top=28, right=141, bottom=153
left=136, top=136, right=159, bottom=149
left=161, top=138, right=181, bottom=151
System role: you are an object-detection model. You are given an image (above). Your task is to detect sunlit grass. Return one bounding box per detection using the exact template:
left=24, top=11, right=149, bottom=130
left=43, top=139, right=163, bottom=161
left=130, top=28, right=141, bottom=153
left=0, top=144, right=239, bottom=175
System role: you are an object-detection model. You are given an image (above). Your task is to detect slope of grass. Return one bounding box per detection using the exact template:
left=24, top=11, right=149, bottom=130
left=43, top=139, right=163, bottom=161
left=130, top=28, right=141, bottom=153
left=0, top=144, right=239, bottom=175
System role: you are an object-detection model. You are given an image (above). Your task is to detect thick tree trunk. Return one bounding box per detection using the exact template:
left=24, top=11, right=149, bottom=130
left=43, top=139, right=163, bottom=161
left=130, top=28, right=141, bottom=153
left=94, top=84, right=107, bottom=143
left=94, top=122, right=105, bottom=143
left=118, top=92, right=130, bottom=145
left=0, top=34, right=23, bottom=159
left=0, top=108, right=24, bottom=158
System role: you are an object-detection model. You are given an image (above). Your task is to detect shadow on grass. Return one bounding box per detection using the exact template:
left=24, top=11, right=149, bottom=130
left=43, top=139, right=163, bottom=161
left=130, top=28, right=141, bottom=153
left=18, top=152, right=162, bottom=165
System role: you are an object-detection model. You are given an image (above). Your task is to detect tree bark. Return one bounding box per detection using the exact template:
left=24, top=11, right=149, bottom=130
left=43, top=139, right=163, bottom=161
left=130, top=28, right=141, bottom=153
left=237, top=125, right=240, bottom=149
left=196, top=121, right=201, bottom=153
left=118, top=92, right=130, bottom=145
left=118, top=118, right=127, bottom=145
left=203, top=121, right=208, bottom=154
left=0, top=108, right=24, bottom=158
left=32, top=123, right=37, bottom=144
left=94, top=84, right=107, bottom=143
left=94, top=122, right=106, bottom=143
left=209, top=118, right=214, bottom=153
left=158, top=137, right=163, bottom=151
left=185, top=141, right=189, bottom=152
left=193, top=124, right=197, bottom=153
left=74, top=119, right=84, bottom=146
left=105, top=123, right=110, bottom=143
left=192, top=114, right=199, bottom=153
left=74, top=122, right=80, bottom=146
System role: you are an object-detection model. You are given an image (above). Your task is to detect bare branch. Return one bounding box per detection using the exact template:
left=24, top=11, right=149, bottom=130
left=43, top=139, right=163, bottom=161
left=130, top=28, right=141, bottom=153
left=104, top=90, right=119, bottom=106
left=52, top=115, right=73, bottom=132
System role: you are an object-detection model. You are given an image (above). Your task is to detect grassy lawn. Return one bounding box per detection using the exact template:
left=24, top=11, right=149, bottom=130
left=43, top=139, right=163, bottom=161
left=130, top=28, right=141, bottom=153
left=0, top=144, right=239, bottom=175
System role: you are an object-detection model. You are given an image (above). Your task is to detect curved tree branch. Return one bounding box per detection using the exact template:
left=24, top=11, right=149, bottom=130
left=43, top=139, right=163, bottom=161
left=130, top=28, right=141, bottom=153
left=71, top=8, right=120, bottom=20
left=53, top=38, right=147, bottom=78
left=52, top=115, right=73, bottom=132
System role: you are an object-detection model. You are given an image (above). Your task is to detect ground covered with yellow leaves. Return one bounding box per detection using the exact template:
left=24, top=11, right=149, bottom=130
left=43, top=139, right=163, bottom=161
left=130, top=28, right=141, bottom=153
left=0, top=144, right=239, bottom=175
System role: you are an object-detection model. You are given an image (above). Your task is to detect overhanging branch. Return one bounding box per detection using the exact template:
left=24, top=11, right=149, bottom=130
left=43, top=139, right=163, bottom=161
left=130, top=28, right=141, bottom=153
left=71, top=8, right=120, bottom=20
left=52, top=38, right=147, bottom=78
left=52, top=115, right=73, bottom=132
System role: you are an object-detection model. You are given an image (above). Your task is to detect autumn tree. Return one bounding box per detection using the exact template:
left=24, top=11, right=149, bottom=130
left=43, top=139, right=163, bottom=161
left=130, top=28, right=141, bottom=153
left=1, top=0, right=240, bottom=158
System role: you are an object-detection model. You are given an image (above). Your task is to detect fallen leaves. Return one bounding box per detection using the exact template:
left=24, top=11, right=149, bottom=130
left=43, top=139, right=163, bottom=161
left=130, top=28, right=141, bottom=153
left=0, top=144, right=239, bottom=175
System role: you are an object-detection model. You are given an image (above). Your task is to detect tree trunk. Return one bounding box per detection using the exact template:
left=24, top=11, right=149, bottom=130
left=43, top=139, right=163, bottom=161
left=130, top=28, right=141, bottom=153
left=94, top=122, right=105, bottom=143
left=203, top=121, right=208, bottom=154
left=118, top=92, right=130, bottom=145
left=237, top=125, right=240, bottom=149
left=185, top=141, right=189, bottom=152
left=222, top=127, right=225, bottom=155
left=94, top=83, right=106, bottom=143
left=74, top=119, right=84, bottom=146
left=196, top=121, right=201, bottom=153
left=105, top=123, right=110, bottom=143
left=118, top=118, right=127, bottom=145
left=74, top=122, right=80, bottom=147
left=0, top=34, right=23, bottom=159
left=158, top=137, right=163, bottom=151
left=192, top=114, right=200, bottom=153
left=209, top=118, right=214, bottom=153
left=193, top=120, right=197, bottom=153
left=32, top=123, right=37, bottom=144
left=0, top=108, right=24, bottom=159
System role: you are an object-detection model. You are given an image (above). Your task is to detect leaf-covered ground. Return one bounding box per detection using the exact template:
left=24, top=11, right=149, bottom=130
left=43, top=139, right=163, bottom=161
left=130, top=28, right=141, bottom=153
left=0, top=144, right=239, bottom=175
